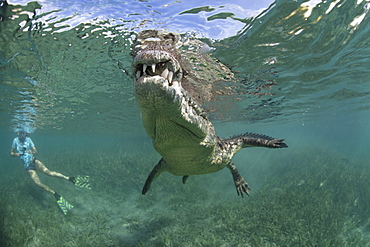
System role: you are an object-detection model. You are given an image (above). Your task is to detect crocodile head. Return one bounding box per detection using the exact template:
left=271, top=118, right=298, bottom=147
left=132, top=30, right=183, bottom=89
left=132, top=30, right=216, bottom=151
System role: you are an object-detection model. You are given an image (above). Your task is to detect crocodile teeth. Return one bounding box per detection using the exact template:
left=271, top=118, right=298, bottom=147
left=137, top=63, right=177, bottom=86
left=172, top=80, right=179, bottom=87
left=161, top=68, right=169, bottom=79
left=143, top=64, right=147, bottom=75
left=168, top=71, right=173, bottom=84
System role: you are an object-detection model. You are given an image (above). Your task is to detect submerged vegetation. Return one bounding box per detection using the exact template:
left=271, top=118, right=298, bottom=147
left=1, top=145, right=369, bottom=246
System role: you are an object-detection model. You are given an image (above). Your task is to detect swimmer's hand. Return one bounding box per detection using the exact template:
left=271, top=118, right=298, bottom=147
left=10, top=151, right=24, bottom=157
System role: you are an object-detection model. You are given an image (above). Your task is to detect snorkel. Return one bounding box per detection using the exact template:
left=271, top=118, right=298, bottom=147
left=18, top=131, right=28, bottom=142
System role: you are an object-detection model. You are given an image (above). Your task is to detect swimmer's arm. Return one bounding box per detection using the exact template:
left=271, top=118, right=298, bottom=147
left=10, top=148, right=20, bottom=157
left=29, top=146, right=38, bottom=155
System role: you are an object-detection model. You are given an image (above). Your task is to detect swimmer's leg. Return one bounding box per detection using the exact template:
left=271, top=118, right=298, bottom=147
left=28, top=168, right=73, bottom=215
left=27, top=170, right=55, bottom=194
left=35, top=160, right=69, bottom=180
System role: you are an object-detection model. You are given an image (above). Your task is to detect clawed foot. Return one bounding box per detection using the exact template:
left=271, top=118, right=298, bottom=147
left=226, top=161, right=251, bottom=197
left=269, top=139, right=288, bottom=148
left=234, top=178, right=251, bottom=197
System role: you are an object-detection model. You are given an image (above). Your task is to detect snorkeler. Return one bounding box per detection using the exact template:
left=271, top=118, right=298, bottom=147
left=10, top=131, right=90, bottom=215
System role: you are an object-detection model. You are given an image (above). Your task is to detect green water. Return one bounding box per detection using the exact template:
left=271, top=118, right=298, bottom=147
left=1, top=132, right=370, bottom=246
left=1, top=0, right=370, bottom=246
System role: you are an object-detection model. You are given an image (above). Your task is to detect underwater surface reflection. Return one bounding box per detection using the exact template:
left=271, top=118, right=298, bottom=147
left=1, top=0, right=369, bottom=133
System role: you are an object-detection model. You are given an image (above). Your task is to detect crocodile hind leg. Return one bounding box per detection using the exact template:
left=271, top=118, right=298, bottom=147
left=142, top=158, right=166, bottom=195
left=226, top=161, right=251, bottom=197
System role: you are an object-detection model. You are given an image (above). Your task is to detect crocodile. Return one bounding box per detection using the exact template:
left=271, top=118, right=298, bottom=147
left=132, top=30, right=287, bottom=197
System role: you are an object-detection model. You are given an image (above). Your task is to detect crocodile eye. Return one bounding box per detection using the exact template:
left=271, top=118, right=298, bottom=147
left=164, top=33, right=176, bottom=41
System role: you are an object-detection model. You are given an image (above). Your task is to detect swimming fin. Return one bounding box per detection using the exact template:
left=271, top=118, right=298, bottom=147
left=69, top=175, right=91, bottom=189
left=54, top=192, right=73, bottom=215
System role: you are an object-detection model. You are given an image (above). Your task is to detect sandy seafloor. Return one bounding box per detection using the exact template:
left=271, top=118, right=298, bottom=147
left=1, top=116, right=370, bottom=246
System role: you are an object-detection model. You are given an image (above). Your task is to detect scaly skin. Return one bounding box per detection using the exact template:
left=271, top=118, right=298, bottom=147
left=133, top=30, right=287, bottom=197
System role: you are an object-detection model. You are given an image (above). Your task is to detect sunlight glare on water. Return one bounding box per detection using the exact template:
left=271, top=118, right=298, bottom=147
left=1, top=0, right=274, bottom=133
left=0, top=0, right=369, bottom=134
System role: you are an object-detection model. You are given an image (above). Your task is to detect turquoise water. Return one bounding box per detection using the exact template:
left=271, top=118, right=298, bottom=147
left=1, top=0, right=370, bottom=246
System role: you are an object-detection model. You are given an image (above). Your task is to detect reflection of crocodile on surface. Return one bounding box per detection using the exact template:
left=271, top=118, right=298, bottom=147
left=132, top=30, right=287, bottom=197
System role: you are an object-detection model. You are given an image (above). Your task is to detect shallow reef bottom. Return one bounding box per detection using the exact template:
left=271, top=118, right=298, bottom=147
left=1, top=146, right=370, bottom=246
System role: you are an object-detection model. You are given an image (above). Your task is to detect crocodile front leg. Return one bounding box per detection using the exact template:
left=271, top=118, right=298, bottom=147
left=221, top=132, right=287, bottom=154
left=226, top=161, right=251, bottom=197
left=242, top=136, right=287, bottom=148
left=142, top=158, right=166, bottom=195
